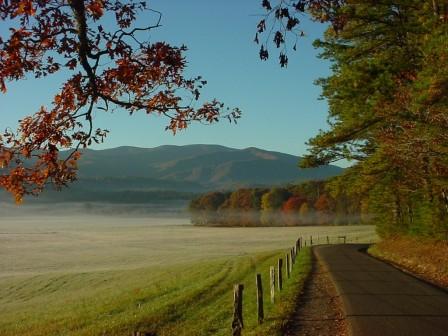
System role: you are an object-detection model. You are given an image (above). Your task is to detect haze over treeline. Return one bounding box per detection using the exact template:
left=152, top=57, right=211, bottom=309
left=189, top=180, right=366, bottom=227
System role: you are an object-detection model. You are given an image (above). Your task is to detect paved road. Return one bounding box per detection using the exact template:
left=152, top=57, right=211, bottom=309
left=314, top=244, right=448, bottom=336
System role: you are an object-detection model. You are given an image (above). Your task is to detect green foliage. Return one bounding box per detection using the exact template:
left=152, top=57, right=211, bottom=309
left=261, top=188, right=290, bottom=210
left=302, top=0, right=448, bottom=238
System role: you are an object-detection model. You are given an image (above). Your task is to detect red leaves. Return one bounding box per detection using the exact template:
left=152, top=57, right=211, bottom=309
left=87, top=1, right=105, bottom=19
left=0, top=100, right=82, bottom=203
left=282, top=196, right=306, bottom=212
left=314, top=194, right=333, bottom=212
left=0, top=150, right=12, bottom=169
left=0, top=1, right=240, bottom=202
left=65, top=59, right=77, bottom=70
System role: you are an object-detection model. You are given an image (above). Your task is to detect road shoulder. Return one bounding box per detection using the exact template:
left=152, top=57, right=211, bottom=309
left=283, top=250, right=347, bottom=336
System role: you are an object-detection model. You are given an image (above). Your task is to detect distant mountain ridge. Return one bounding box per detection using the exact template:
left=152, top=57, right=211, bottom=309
left=71, top=144, right=343, bottom=190
left=0, top=145, right=344, bottom=203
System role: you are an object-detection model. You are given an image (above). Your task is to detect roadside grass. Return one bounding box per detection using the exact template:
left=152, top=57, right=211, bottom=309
left=250, top=248, right=311, bottom=336
left=369, top=236, right=448, bottom=289
left=0, top=248, right=311, bottom=336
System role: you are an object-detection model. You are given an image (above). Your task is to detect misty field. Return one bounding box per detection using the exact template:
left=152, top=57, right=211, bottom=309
left=0, top=204, right=377, bottom=335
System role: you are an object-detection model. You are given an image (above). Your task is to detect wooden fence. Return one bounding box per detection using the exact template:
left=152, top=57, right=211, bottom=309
left=231, top=236, right=304, bottom=336
left=231, top=233, right=358, bottom=335
left=132, top=233, right=373, bottom=336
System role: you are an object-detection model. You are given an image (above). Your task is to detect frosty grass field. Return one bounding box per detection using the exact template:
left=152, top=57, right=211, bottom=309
left=0, top=203, right=376, bottom=335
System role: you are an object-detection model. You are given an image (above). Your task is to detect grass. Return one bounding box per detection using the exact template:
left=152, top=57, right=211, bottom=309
left=0, top=248, right=311, bottom=336
left=0, top=213, right=376, bottom=335
left=369, top=236, right=448, bottom=289
left=0, top=215, right=376, bottom=277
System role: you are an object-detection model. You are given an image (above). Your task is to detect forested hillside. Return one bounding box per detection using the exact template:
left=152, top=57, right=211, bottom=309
left=296, top=1, right=448, bottom=238
left=69, top=145, right=342, bottom=188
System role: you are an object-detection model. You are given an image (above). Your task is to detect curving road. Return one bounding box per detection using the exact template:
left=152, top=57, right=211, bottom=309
left=314, top=244, right=448, bottom=336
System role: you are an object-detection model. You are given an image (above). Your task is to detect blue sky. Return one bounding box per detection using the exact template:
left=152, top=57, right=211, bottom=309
left=0, top=0, right=332, bottom=159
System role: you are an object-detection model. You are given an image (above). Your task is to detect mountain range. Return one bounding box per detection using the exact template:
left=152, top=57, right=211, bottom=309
left=73, top=144, right=342, bottom=189
left=2, top=145, right=344, bottom=203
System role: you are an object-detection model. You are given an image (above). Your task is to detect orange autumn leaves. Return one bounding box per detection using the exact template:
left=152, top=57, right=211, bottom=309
left=14, top=0, right=36, bottom=16
left=190, top=184, right=343, bottom=227
left=0, top=0, right=240, bottom=202
left=87, top=0, right=105, bottom=19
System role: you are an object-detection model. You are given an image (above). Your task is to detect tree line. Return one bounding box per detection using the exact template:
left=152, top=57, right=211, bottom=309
left=253, top=0, right=448, bottom=238
left=189, top=180, right=364, bottom=227
left=295, top=1, right=448, bottom=239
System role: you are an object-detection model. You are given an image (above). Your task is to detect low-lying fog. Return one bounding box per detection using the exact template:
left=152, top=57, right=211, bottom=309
left=0, top=202, right=377, bottom=278
left=0, top=201, right=190, bottom=220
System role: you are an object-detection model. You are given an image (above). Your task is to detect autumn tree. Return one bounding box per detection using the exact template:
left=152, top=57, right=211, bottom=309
left=282, top=195, right=306, bottom=212
left=282, top=195, right=306, bottom=225
left=222, top=188, right=263, bottom=226
left=298, top=202, right=311, bottom=224
left=325, top=168, right=366, bottom=224
left=314, top=193, right=334, bottom=224
left=260, top=187, right=290, bottom=225
left=189, top=191, right=229, bottom=226
left=0, top=0, right=240, bottom=203
left=227, top=189, right=257, bottom=210
left=261, top=187, right=289, bottom=210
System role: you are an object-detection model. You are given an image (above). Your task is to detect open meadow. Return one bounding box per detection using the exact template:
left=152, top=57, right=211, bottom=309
left=0, top=203, right=377, bottom=335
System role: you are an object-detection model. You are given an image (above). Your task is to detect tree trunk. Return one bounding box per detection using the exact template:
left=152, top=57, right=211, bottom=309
left=433, top=0, right=439, bottom=17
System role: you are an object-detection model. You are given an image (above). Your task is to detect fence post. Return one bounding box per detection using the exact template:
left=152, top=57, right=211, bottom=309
left=256, top=274, right=264, bottom=324
left=290, top=246, right=294, bottom=265
left=327, top=236, right=330, bottom=244
left=277, top=258, right=283, bottom=291
left=310, top=235, right=313, bottom=246
left=286, top=253, right=290, bottom=278
left=270, top=266, right=275, bottom=303
left=232, top=284, right=244, bottom=336
left=289, top=250, right=293, bottom=273
left=338, top=235, right=347, bottom=244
